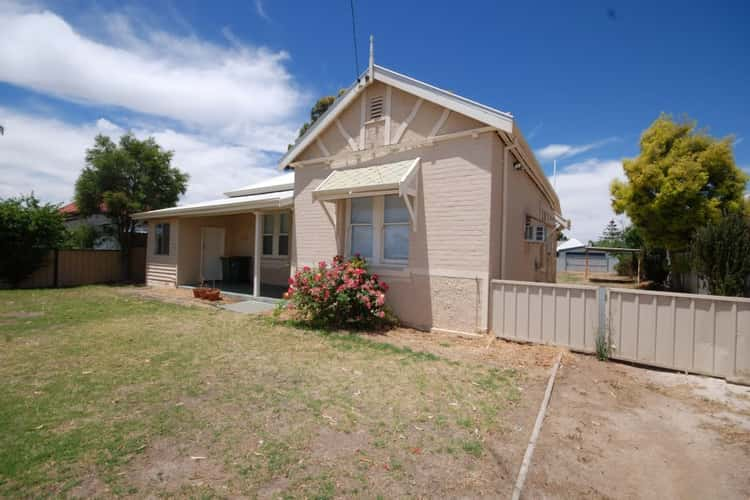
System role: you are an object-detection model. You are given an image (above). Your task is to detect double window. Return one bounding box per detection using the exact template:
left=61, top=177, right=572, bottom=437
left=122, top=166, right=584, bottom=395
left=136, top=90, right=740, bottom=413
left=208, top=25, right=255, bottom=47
left=524, top=222, right=546, bottom=242
left=262, top=213, right=290, bottom=257
left=348, top=195, right=409, bottom=265
left=155, top=223, right=170, bottom=255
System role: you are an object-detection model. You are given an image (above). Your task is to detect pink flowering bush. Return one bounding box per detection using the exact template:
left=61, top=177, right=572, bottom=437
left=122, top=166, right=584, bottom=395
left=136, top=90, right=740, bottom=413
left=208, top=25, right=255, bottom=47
left=284, top=255, right=394, bottom=328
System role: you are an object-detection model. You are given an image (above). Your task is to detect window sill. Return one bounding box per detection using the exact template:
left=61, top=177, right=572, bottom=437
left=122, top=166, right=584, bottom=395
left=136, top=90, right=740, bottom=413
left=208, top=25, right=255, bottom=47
left=369, top=263, right=410, bottom=278
left=260, top=255, right=290, bottom=261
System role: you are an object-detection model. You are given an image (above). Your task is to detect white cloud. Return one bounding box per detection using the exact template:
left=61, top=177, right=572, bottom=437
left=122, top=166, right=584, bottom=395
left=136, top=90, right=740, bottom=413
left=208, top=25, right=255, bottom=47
left=0, top=2, right=304, bottom=144
left=0, top=2, right=305, bottom=207
left=536, top=137, right=617, bottom=161
left=0, top=108, right=280, bottom=205
left=554, top=158, right=628, bottom=243
left=255, top=0, right=270, bottom=21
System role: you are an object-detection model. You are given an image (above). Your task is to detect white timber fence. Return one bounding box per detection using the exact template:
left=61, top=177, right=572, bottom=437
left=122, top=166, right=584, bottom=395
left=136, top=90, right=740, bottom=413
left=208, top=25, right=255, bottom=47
left=490, top=279, right=750, bottom=381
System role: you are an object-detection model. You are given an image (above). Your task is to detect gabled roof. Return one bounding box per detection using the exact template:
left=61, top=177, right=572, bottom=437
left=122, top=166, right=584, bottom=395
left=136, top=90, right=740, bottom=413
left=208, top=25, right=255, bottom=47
left=224, top=171, right=295, bottom=197
left=278, top=64, right=515, bottom=170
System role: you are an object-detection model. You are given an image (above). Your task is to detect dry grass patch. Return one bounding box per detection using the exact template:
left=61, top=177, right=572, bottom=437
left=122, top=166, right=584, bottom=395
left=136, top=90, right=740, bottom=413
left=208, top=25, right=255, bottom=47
left=0, top=286, right=534, bottom=498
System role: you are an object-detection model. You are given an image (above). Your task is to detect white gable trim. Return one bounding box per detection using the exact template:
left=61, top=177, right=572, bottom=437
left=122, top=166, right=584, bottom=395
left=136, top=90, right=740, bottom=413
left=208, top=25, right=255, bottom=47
left=373, top=65, right=514, bottom=134
left=278, top=64, right=515, bottom=169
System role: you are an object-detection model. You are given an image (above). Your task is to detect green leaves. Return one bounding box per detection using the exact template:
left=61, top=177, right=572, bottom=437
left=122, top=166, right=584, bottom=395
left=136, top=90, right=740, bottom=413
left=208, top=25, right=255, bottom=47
left=74, top=133, right=188, bottom=274
left=611, top=114, right=747, bottom=252
left=691, top=214, right=750, bottom=296
left=0, top=195, right=66, bottom=286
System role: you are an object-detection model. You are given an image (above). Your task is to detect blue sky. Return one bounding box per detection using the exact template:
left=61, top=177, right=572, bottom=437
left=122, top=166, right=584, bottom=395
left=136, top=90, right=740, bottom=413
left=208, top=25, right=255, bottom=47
left=1, top=0, right=748, bottom=242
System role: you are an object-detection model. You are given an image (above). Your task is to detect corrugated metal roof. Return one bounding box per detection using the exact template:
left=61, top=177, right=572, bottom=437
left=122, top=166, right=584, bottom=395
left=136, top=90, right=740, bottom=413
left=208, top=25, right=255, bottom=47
left=132, top=190, right=293, bottom=220
left=224, top=171, right=295, bottom=197
left=557, top=238, right=584, bottom=252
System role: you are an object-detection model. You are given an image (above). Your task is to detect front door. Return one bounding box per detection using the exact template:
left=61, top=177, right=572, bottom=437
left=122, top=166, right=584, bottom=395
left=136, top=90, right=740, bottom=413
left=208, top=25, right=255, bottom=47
left=201, top=227, right=225, bottom=282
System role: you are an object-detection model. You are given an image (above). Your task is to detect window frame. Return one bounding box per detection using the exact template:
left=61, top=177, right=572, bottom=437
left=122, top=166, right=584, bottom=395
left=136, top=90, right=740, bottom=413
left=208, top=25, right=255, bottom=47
left=345, top=195, right=409, bottom=267
left=259, top=212, right=291, bottom=258
left=154, top=223, right=170, bottom=256
left=524, top=221, right=547, bottom=243
left=278, top=213, right=290, bottom=257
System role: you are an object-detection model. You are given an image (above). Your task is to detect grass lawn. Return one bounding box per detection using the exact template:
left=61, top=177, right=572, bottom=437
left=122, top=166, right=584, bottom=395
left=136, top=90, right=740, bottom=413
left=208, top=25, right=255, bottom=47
left=0, top=286, right=527, bottom=498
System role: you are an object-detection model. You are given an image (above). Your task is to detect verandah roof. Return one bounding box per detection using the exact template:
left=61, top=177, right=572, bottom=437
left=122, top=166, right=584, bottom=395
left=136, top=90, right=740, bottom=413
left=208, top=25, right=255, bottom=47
left=131, top=190, right=293, bottom=220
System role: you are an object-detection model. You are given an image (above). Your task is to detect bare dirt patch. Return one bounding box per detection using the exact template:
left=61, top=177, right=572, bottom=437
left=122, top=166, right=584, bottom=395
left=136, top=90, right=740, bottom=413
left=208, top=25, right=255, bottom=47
left=123, top=438, right=231, bottom=496
left=525, top=354, right=750, bottom=499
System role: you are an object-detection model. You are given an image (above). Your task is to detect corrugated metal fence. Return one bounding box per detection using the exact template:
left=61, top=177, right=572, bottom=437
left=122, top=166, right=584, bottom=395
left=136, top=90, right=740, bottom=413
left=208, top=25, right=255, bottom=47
left=490, top=279, right=750, bottom=380
left=8, top=248, right=146, bottom=289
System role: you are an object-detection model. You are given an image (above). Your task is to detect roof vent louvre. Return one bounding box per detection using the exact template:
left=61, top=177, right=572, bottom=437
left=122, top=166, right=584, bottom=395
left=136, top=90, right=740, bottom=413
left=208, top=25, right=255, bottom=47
left=369, top=96, right=384, bottom=120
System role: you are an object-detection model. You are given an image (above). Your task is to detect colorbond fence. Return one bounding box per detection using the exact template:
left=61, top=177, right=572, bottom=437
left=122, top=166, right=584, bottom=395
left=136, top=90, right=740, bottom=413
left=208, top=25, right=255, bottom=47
left=7, top=248, right=146, bottom=289
left=490, top=279, right=750, bottom=380
left=608, top=288, right=750, bottom=379
left=490, top=280, right=600, bottom=353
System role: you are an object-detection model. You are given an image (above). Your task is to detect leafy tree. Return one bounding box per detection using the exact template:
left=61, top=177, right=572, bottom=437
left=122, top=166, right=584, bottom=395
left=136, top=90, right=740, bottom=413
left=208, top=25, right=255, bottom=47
left=691, top=214, right=750, bottom=296
left=0, top=195, right=67, bottom=287
left=288, top=89, right=347, bottom=150
left=611, top=114, right=747, bottom=254
left=75, top=133, right=188, bottom=279
left=62, top=224, right=100, bottom=249
left=613, top=225, right=669, bottom=285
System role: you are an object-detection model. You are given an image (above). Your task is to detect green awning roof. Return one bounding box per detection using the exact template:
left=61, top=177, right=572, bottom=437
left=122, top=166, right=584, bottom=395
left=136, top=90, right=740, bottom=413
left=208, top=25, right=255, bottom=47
left=312, top=158, right=420, bottom=201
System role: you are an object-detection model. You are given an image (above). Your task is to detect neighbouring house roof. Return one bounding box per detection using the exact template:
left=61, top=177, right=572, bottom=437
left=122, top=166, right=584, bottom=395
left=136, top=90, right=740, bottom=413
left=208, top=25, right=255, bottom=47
left=557, top=238, right=585, bottom=252
left=312, top=158, right=420, bottom=201
left=224, top=171, right=295, bottom=197
left=131, top=190, right=293, bottom=220
left=59, top=201, right=107, bottom=215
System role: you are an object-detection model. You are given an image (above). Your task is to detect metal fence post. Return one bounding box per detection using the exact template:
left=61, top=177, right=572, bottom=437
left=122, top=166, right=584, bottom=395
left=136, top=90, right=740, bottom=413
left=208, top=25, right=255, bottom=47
left=597, top=286, right=607, bottom=351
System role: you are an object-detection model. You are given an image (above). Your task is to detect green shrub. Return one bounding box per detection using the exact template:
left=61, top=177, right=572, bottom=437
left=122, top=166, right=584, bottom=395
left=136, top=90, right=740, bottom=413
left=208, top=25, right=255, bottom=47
left=691, top=214, right=750, bottom=296
left=0, top=195, right=66, bottom=287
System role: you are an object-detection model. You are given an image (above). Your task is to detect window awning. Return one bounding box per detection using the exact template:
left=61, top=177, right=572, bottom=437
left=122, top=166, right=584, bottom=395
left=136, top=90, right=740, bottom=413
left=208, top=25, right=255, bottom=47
left=313, top=157, right=421, bottom=232
left=312, top=158, right=420, bottom=201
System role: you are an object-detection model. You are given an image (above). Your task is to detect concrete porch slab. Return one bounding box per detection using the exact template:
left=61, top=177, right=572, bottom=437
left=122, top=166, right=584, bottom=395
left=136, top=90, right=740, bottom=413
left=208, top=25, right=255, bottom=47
left=221, top=299, right=278, bottom=315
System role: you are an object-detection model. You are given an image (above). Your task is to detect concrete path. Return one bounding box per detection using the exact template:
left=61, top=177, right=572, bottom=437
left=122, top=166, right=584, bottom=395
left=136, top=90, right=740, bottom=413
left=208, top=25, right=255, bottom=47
left=221, top=300, right=277, bottom=314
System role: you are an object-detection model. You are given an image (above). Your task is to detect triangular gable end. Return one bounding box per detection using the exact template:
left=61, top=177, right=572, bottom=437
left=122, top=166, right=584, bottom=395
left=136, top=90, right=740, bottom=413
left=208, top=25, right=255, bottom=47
left=279, top=65, right=515, bottom=169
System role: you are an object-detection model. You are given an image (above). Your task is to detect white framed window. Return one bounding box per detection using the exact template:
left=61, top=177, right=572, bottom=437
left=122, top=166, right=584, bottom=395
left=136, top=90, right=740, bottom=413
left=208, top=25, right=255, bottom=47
left=347, top=195, right=409, bottom=265
left=262, top=214, right=274, bottom=256
left=278, top=213, right=290, bottom=256
left=383, top=195, right=409, bottom=262
left=525, top=221, right=546, bottom=243
left=155, top=223, right=170, bottom=255
left=260, top=212, right=291, bottom=258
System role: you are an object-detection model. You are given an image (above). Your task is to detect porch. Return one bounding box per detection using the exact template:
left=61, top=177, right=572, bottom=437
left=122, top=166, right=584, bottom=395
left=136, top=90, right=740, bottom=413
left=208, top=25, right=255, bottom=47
left=133, top=184, right=294, bottom=300
left=176, top=210, right=291, bottom=299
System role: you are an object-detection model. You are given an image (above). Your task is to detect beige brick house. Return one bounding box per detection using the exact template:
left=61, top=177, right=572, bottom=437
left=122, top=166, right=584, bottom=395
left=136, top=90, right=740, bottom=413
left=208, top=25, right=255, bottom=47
left=135, top=55, right=567, bottom=334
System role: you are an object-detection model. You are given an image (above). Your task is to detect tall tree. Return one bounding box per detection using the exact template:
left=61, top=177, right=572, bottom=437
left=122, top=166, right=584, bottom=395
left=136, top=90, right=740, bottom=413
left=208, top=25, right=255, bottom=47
left=288, top=89, right=347, bottom=150
left=611, top=114, right=747, bottom=254
left=75, top=133, right=188, bottom=279
left=598, top=219, right=623, bottom=246
left=0, top=195, right=66, bottom=286
left=691, top=214, right=750, bottom=296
